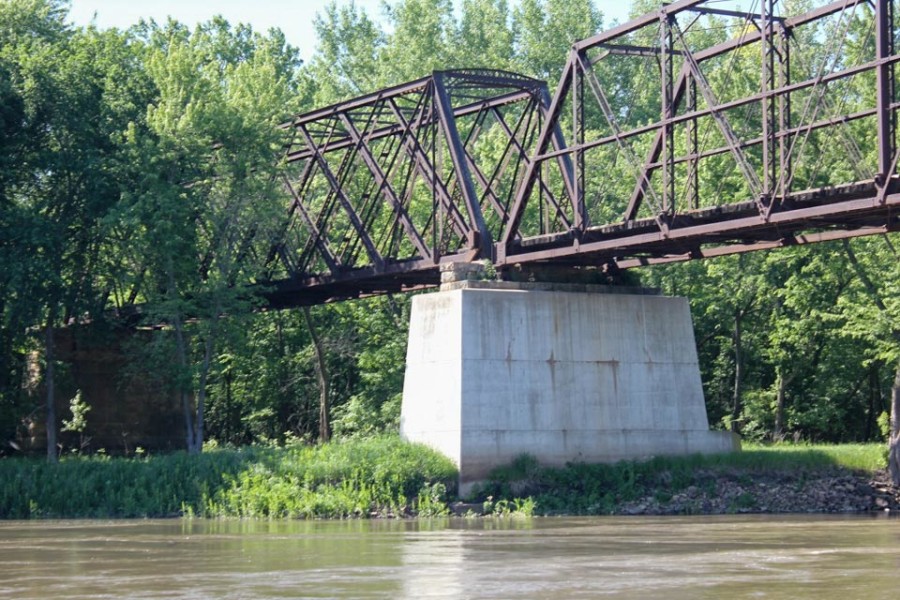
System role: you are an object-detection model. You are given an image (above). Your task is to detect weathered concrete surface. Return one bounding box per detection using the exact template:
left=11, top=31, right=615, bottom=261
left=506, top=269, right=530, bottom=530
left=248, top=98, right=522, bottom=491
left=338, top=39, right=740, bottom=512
left=400, top=284, right=739, bottom=495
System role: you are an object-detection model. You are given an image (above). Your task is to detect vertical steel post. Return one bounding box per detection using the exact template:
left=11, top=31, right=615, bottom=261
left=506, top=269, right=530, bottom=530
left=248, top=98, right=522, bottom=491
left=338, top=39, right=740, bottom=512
left=431, top=96, right=439, bottom=260
left=876, top=0, right=895, bottom=182
left=661, top=13, right=675, bottom=213
left=777, top=21, right=791, bottom=199
left=761, top=0, right=777, bottom=199
left=539, top=160, right=545, bottom=234
left=537, top=102, right=545, bottom=235
left=572, top=57, right=584, bottom=230
left=686, top=73, right=699, bottom=209
left=577, top=59, right=586, bottom=230
left=894, top=0, right=898, bottom=171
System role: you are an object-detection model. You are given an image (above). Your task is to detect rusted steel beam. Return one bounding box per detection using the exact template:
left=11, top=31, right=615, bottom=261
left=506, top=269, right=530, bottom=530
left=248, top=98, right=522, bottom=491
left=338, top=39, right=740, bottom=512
left=499, top=190, right=900, bottom=265
left=433, top=71, right=493, bottom=258
left=257, top=2, right=900, bottom=307
left=661, top=14, right=675, bottom=214
left=686, top=5, right=786, bottom=21
left=614, top=225, right=900, bottom=269
left=284, top=77, right=431, bottom=127
left=572, top=52, right=586, bottom=230
left=284, top=88, right=535, bottom=163
left=761, top=0, right=777, bottom=198
left=777, top=19, right=792, bottom=199
left=500, top=55, right=576, bottom=256
left=596, top=43, right=685, bottom=58
left=337, top=113, right=433, bottom=261
left=876, top=0, right=895, bottom=181
left=297, top=124, right=385, bottom=270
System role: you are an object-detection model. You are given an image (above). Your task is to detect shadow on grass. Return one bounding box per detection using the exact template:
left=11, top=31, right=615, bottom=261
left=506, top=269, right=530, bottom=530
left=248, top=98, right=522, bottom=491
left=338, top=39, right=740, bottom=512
left=0, top=450, right=251, bottom=519
left=473, top=444, right=888, bottom=514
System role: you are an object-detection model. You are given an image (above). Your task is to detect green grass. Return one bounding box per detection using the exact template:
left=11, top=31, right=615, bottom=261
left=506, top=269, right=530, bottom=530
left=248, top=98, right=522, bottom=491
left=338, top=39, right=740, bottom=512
left=1, top=440, right=887, bottom=519
left=632, top=443, right=888, bottom=474
left=0, top=436, right=457, bottom=519
left=474, top=443, right=889, bottom=515
left=740, top=443, right=887, bottom=472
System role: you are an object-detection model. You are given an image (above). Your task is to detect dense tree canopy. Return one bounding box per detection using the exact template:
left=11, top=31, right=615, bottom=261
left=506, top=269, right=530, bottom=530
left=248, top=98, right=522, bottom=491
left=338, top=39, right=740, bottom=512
left=0, top=1, right=898, bottom=473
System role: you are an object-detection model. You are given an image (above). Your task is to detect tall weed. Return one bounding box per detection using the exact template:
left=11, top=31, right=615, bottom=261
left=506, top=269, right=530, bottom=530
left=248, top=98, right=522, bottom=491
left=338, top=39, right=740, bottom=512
left=0, top=435, right=456, bottom=519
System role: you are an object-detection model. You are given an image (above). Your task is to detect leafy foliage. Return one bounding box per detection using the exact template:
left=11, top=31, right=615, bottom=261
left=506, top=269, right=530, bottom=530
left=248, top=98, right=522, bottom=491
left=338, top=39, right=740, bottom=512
left=0, top=0, right=898, bottom=458
left=0, top=435, right=457, bottom=518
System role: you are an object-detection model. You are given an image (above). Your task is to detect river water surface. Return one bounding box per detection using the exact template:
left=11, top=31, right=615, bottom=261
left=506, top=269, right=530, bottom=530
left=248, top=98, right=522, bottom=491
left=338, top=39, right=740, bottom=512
left=1, top=515, right=899, bottom=599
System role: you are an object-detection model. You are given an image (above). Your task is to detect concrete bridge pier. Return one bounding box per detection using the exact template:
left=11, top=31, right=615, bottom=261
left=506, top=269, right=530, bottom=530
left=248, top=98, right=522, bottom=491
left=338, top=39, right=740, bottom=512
left=400, top=264, right=739, bottom=497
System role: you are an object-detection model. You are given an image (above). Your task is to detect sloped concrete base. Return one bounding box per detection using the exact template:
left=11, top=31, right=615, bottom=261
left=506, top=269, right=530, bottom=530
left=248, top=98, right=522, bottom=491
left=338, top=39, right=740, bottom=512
left=400, top=283, right=740, bottom=496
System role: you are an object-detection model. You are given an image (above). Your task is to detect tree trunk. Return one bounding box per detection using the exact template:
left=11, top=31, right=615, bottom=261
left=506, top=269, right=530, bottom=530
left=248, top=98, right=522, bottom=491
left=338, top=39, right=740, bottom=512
left=44, top=317, right=57, bottom=463
left=889, top=360, right=900, bottom=486
left=223, top=371, right=231, bottom=443
left=865, top=363, right=880, bottom=441
left=303, top=307, right=330, bottom=443
left=173, top=314, right=196, bottom=453
left=167, top=262, right=197, bottom=453
left=774, top=370, right=786, bottom=440
left=0, top=300, right=10, bottom=398
left=731, top=310, right=743, bottom=433
left=192, top=325, right=216, bottom=454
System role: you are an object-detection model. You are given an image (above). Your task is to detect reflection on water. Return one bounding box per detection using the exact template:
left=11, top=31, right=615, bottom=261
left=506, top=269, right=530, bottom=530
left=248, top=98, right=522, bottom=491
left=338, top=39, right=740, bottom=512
left=1, top=515, right=899, bottom=599
left=402, top=527, right=465, bottom=598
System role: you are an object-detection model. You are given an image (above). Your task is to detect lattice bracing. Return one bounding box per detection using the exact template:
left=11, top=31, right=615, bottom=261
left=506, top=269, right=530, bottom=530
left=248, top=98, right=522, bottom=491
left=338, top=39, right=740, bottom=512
left=263, top=0, right=900, bottom=308
left=264, top=70, right=559, bottom=305
left=499, top=0, right=900, bottom=268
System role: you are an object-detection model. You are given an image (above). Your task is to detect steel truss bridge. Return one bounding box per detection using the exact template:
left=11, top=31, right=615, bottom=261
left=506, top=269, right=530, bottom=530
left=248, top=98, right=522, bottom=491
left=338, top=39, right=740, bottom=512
left=263, top=0, right=900, bottom=308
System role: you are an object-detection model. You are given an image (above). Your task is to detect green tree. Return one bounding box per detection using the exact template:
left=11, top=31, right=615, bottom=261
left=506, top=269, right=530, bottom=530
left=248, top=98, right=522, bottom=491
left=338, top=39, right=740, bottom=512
left=456, top=0, right=515, bottom=70
left=0, top=1, right=153, bottom=459
left=839, top=236, right=900, bottom=482
left=512, top=0, right=601, bottom=83
left=307, top=1, right=383, bottom=101
left=379, top=0, right=457, bottom=82
left=122, top=17, right=303, bottom=452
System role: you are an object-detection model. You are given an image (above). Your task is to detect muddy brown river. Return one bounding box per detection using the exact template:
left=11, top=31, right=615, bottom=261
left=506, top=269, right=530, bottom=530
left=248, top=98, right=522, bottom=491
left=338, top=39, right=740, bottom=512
left=1, top=515, right=899, bottom=598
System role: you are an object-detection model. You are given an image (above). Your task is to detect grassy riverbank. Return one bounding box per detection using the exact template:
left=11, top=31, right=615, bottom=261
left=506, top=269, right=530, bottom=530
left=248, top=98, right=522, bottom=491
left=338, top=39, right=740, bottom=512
left=1, top=439, right=896, bottom=519
left=475, top=443, right=896, bottom=515
left=0, top=436, right=457, bottom=519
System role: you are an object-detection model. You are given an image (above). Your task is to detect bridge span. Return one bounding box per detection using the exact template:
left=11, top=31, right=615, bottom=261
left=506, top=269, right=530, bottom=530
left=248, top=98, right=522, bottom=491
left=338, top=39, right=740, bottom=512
left=264, top=0, right=900, bottom=308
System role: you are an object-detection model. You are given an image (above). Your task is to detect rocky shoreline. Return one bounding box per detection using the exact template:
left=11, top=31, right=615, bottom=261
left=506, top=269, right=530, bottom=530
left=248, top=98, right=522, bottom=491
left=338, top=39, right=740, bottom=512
left=450, top=469, right=900, bottom=517
left=615, top=469, right=900, bottom=516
